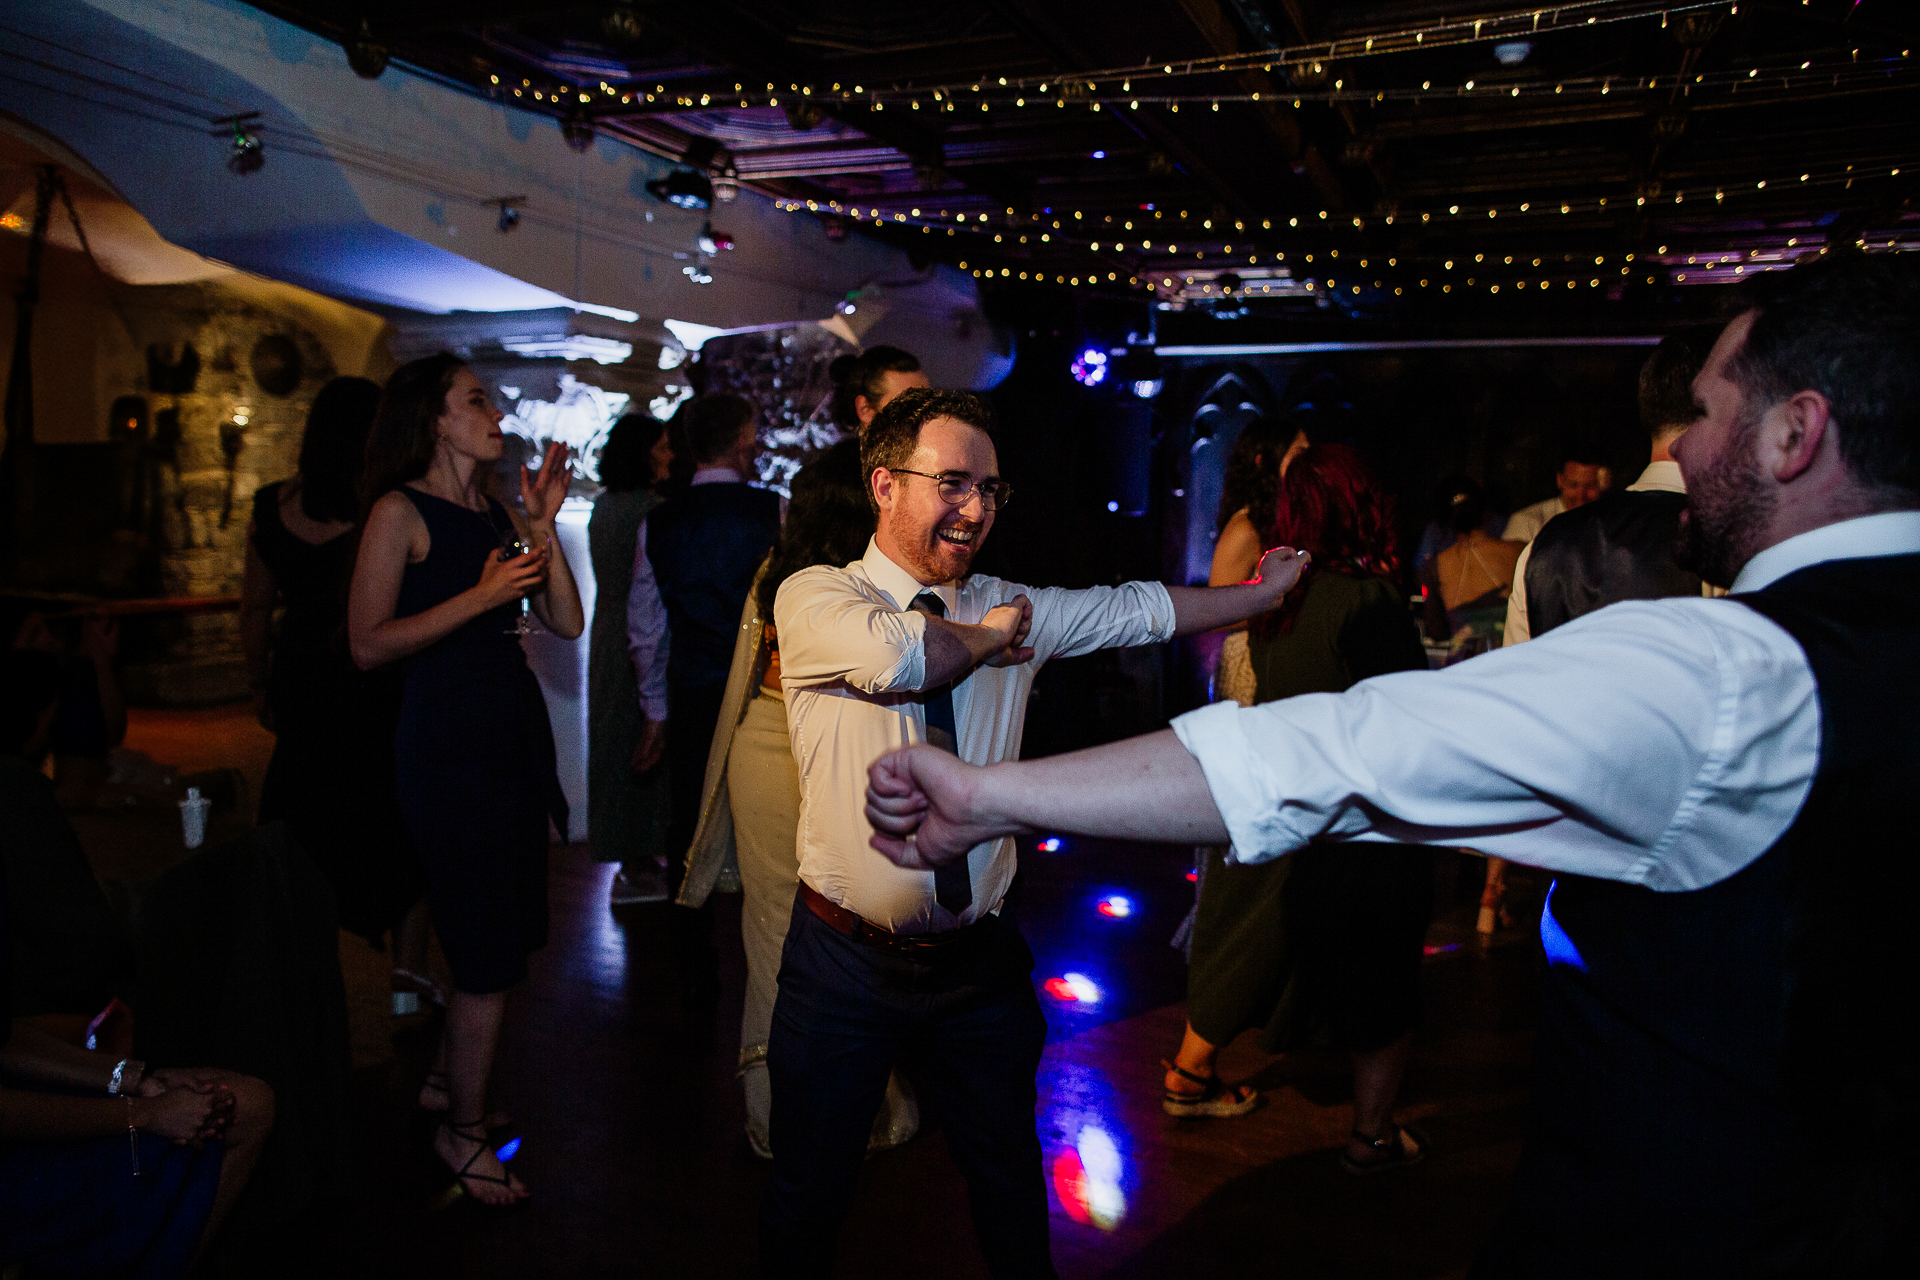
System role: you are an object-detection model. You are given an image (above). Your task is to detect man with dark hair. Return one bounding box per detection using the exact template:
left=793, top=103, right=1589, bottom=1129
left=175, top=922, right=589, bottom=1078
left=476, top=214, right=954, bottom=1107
left=830, top=344, right=929, bottom=430
left=1503, top=446, right=1608, bottom=544
left=624, top=394, right=780, bottom=951
left=864, top=254, right=1920, bottom=1275
left=763, top=388, right=1307, bottom=1277
left=1504, top=334, right=1711, bottom=643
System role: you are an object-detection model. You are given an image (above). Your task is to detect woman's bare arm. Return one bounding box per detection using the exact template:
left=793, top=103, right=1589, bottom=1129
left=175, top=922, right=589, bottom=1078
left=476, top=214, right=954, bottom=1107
left=348, top=491, right=544, bottom=669
left=1210, top=510, right=1266, bottom=587
left=516, top=443, right=586, bottom=639
left=239, top=527, right=277, bottom=723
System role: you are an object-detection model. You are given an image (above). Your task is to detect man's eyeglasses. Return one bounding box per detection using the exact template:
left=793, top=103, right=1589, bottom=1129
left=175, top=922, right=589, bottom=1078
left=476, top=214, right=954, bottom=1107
left=888, top=468, right=1014, bottom=511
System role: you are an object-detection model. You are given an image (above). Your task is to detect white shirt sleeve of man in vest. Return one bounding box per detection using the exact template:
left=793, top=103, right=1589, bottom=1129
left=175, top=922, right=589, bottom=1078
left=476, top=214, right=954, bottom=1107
left=1170, top=597, right=1818, bottom=893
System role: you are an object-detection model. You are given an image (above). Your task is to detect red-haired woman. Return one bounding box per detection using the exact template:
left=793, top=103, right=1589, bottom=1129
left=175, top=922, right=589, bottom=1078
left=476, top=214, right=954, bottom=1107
left=1162, top=444, right=1434, bottom=1175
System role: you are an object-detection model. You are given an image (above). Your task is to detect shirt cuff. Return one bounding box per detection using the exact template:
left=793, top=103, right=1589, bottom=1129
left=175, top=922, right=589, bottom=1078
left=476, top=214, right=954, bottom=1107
left=1170, top=700, right=1288, bottom=865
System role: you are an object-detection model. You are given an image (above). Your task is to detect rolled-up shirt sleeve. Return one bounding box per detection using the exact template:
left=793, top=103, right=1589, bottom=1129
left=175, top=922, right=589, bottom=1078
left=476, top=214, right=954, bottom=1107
left=625, top=520, right=670, bottom=722
left=1170, top=598, right=1819, bottom=892
left=1029, top=580, right=1177, bottom=662
left=775, top=565, right=929, bottom=694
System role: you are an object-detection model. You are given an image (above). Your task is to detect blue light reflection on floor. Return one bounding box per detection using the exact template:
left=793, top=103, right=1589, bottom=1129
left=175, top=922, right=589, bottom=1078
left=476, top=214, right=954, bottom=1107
left=1019, top=833, right=1194, bottom=1043
left=1044, top=1060, right=1132, bottom=1232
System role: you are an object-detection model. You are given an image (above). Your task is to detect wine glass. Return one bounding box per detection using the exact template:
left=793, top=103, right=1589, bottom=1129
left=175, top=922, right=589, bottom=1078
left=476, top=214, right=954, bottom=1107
left=498, top=527, right=542, bottom=637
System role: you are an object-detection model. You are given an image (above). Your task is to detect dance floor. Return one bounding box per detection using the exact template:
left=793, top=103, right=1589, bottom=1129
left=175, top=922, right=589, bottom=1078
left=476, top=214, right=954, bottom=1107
left=128, top=706, right=1542, bottom=1280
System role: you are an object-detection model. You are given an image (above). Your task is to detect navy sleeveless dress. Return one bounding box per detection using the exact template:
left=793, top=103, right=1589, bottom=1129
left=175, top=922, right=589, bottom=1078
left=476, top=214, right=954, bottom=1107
left=251, top=482, right=421, bottom=943
left=392, top=488, right=566, bottom=994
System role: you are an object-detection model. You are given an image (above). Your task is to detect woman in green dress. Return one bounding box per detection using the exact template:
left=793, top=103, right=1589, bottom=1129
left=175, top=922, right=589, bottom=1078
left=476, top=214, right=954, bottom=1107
left=1164, top=444, right=1434, bottom=1176
left=589, top=415, right=674, bottom=904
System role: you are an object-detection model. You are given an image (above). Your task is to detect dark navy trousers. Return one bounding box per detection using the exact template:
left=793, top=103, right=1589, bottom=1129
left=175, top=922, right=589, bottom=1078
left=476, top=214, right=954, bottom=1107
left=760, top=892, right=1055, bottom=1279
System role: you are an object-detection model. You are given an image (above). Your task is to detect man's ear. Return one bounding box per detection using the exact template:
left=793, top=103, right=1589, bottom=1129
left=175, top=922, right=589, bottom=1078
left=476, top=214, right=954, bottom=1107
left=855, top=394, right=876, bottom=425
left=1767, top=390, right=1834, bottom=484
left=871, top=466, right=896, bottom=512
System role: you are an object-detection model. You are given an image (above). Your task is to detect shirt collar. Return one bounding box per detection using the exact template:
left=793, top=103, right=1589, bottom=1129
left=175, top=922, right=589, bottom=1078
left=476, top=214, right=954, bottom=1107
left=860, top=537, right=956, bottom=613
left=1626, top=459, right=1685, bottom=494
left=690, top=466, right=744, bottom=486
left=1732, top=511, right=1920, bottom=593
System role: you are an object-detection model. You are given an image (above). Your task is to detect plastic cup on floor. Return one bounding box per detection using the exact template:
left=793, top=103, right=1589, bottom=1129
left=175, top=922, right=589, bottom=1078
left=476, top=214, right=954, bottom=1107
left=179, top=787, right=210, bottom=849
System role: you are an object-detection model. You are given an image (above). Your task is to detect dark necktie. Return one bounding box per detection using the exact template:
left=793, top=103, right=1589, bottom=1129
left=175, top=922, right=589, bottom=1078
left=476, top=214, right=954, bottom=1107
left=910, top=590, right=973, bottom=917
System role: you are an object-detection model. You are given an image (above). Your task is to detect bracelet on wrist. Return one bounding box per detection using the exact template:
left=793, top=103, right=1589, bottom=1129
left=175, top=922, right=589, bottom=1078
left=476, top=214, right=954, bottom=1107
left=107, top=1058, right=146, bottom=1096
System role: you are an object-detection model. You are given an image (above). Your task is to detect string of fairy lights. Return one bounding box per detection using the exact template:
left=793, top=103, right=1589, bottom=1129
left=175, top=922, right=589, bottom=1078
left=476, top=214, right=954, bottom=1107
left=762, top=156, right=1913, bottom=296
left=491, top=39, right=1912, bottom=116
left=486, top=0, right=1752, bottom=113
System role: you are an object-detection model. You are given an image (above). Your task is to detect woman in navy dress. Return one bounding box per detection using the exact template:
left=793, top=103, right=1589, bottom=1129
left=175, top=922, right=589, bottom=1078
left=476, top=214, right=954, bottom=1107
left=347, top=354, right=582, bottom=1205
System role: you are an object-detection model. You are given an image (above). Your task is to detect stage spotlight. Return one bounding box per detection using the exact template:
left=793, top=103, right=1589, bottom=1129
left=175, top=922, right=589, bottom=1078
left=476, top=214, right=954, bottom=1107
left=562, top=114, right=596, bottom=153
left=488, top=195, right=526, bottom=233
left=649, top=168, right=714, bottom=210
left=212, top=113, right=264, bottom=175
left=1070, top=348, right=1108, bottom=387
left=1494, top=41, right=1533, bottom=66
left=346, top=20, right=388, bottom=79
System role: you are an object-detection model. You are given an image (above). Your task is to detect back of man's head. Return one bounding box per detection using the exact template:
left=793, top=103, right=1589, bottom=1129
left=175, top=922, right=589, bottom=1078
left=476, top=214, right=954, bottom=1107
left=687, top=393, right=756, bottom=467
left=859, top=388, right=993, bottom=514
left=831, top=346, right=924, bottom=428
left=1727, top=254, right=1920, bottom=506
left=1639, top=335, right=1708, bottom=438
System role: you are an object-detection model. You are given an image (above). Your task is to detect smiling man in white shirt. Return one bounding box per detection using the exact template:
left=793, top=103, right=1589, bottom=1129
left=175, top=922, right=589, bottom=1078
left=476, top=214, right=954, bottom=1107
left=762, top=388, right=1306, bottom=1279
left=865, top=256, right=1920, bottom=1277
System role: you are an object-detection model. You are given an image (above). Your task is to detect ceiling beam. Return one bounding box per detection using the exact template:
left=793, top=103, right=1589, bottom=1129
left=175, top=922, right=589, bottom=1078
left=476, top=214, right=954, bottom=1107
left=1172, top=0, right=1348, bottom=207
left=656, top=5, right=1042, bottom=212
left=979, top=0, right=1284, bottom=223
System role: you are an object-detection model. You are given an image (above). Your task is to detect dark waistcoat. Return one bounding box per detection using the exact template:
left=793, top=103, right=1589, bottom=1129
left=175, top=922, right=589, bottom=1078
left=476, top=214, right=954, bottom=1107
left=1526, top=487, right=1703, bottom=637
left=1476, top=553, right=1920, bottom=1278
left=646, top=483, right=780, bottom=691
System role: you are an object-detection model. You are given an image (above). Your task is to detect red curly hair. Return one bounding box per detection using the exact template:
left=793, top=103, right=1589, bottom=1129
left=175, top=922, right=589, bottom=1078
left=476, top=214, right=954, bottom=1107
left=1248, top=443, right=1399, bottom=639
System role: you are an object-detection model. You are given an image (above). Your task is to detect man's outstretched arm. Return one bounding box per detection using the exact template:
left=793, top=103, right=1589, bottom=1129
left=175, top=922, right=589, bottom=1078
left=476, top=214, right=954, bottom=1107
left=1164, top=547, right=1309, bottom=636
left=865, top=730, right=1229, bottom=869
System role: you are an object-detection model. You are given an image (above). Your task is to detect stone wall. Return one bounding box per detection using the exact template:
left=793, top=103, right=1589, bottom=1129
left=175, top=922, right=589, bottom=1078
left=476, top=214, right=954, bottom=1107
left=3, top=275, right=371, bottom=704
left=123, top=285, right=341, bottom=702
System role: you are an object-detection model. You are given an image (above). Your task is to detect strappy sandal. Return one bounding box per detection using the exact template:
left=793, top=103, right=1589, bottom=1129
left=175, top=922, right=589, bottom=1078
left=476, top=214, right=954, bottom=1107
left=1161, top=1059, right=1260, bottom=1118
left=417, top=1071, right=511, bottom=1129
left=439, top=1119, right=529, bottom=1207
left=1339, top=1123, right=1427, bottom=1176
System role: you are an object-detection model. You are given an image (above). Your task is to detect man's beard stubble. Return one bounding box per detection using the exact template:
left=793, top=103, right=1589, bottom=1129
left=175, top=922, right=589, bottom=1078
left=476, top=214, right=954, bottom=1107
left=888, top=504, right=979, bottom=584
left=1674, top=415, right=1776, bottom=590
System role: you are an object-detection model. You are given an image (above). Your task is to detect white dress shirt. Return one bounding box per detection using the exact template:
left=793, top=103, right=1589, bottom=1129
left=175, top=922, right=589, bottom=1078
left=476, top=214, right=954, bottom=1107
left=777, top=538, right=1177, bottom=932
left=1501, top=495, right=1565, bottom=545
left=1504, top=460, right=1688, bottom=646
left=624, top=466, right=746, bottom=721
left=1173, top=512, right=1920, bottom=893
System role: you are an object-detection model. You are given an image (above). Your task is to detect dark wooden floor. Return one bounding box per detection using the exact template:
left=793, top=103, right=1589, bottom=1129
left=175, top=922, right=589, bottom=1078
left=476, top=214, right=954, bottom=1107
left=133, top=693, right=1547, bottom=1278
left=193, top=826, right=1543, bottom=1280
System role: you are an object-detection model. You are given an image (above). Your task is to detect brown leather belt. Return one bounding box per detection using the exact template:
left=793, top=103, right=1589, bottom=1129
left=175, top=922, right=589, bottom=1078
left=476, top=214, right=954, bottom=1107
left=799, top=881, right=988, bottom=953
